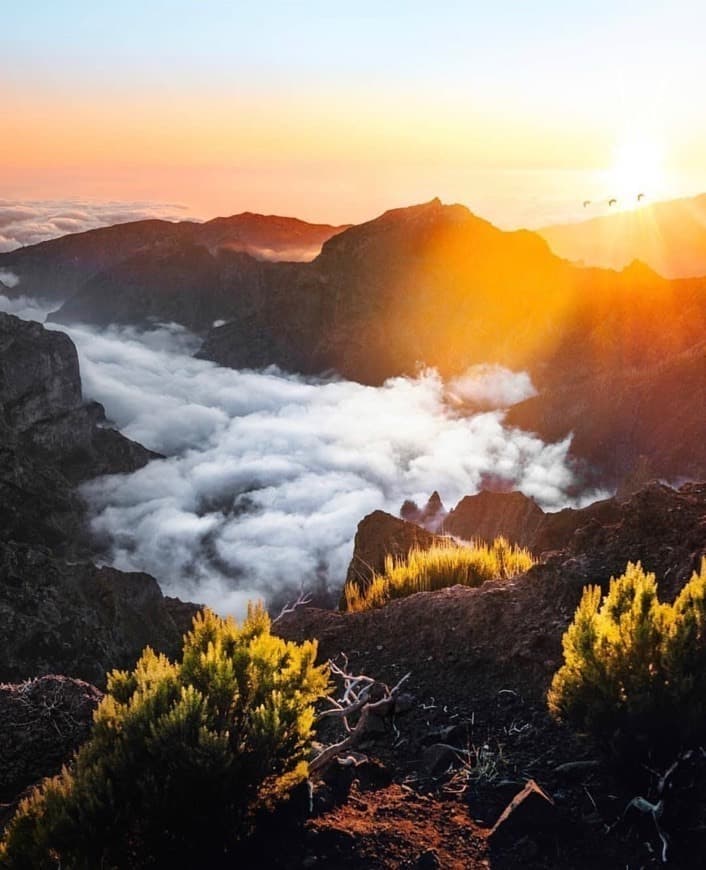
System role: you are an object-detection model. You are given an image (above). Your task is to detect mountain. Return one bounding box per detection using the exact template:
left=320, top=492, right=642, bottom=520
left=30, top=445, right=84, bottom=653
left=2, top=198, right=705, bottom=485
left=0, top=212, right=348, bottom=302
left=538, top=193, right=706, bottom=278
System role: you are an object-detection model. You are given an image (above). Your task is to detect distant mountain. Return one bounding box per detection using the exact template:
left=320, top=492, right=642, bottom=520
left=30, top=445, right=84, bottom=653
left=0, top=212, right=348, bottom=302
left=538, top=193, right=706, bottom=278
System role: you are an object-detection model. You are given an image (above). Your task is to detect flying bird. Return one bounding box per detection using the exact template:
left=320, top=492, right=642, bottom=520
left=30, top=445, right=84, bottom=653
left=608, top=198, right=617, bottom=207
left=583, top=200, right=591, bottom=207
left=637, top=192, right=646, bottom=201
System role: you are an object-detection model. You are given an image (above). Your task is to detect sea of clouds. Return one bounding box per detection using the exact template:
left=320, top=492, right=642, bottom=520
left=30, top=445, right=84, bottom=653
left=0, top=199, right=194, bottom=252
left=0, top=292, right=599, bottom=616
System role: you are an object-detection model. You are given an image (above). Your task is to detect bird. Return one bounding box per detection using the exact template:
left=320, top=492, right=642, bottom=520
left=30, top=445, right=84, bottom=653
left=608, top=198, right=617, bottom=207
left=637, top=192, right=646, bottom=202
left=583, top=200, right=591, bottom=208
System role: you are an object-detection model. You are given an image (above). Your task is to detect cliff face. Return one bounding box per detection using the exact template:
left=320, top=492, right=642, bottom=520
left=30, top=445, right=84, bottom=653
left=0, top=313, right=198, bottom=684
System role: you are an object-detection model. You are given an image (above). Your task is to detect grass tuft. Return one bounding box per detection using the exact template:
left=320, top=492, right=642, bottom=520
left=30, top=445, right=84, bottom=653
left=344, top=537, right=534, bottom=612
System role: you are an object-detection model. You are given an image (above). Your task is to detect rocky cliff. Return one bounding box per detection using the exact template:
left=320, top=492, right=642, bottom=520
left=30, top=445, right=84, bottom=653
left=0, top=313, right=199, bottom=684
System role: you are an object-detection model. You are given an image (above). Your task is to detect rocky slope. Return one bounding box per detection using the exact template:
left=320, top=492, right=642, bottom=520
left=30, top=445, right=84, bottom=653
left=0, top=312, right=199, bottom=685
left=276, top=481, right=706, bottom=868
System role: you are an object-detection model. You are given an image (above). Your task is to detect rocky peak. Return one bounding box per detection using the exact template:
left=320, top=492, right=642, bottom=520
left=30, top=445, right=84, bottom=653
left=442, top=490, right=545, bottom=548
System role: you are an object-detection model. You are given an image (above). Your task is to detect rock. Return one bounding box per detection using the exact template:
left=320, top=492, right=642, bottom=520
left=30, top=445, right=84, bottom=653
left=0, top=542, right=197, bottom=686
left=400, top=491, right=448, bottom=532
left=0, top=675, right=101, bottom=802
left=343, top=510, right=449, bottom=600
left=0, top=313, right=197, bottom=685
left=442, top=490, right=544, bottom=548
left=489, top=779, right=556, bottom=845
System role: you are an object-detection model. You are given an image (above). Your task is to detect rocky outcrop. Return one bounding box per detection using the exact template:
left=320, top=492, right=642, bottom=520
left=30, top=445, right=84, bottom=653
left=0, top=312, right=157, bottom=484
left=345, top=510, right=449, bottom=593
left=0, top=676, right=102, bottom=803
left=442, top=490, right=545, bottom=548
left=283, top=482, right=706, bottom=704
left=400, top=491, right=448, bottom=531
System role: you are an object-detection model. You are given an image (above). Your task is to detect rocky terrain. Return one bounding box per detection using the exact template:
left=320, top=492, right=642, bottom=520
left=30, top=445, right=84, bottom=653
left=272, top=481, right=706, bottom=868
left=4, top=473, right=704, bottom=867
left=0, top=312, right=198, bottom=687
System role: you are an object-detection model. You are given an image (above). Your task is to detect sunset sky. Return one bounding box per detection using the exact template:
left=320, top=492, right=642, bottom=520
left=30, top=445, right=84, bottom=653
left=4, top=1, right=706, bottom=224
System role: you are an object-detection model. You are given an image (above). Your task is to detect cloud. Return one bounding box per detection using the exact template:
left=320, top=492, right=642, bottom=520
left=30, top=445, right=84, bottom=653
left=0, top=297, right=603, bottom=616
left=0, top=199, right=196, bottom=252
left=0, top=270, right=20, bottom=288
left=0, top=294, right=56, bottom=322
left=446, top=364, right=536, bottom=409
left=31, top=319, right=600, bottom=617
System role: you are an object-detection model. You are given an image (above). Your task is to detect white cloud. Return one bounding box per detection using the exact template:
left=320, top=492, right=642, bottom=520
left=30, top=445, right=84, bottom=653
left=0, top=270, right=20, bottom=288
left=0, top=199, right=195, bottom=252
left=0, top=298, right=602, bottom=617
left=47, top=321, right=595, bottom=616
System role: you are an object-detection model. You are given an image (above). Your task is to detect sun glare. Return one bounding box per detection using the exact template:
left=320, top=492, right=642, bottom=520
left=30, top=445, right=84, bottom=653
left=608, top=136, right=666, bottom=206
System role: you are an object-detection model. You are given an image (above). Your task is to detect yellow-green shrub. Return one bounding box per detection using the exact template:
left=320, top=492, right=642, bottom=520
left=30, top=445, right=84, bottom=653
left=344, top=537, right=534, bottom=612
left=548, top=559, right=706, bottom=760
left=0, top=605, right=329, bottom=869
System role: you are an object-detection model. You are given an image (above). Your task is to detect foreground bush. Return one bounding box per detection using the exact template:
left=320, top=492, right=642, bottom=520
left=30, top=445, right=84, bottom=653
left=0, top=605, right=329, bottom=869
left=548, top=559, right=706, bottom=760
left=344, top=537, right=534, bottom=612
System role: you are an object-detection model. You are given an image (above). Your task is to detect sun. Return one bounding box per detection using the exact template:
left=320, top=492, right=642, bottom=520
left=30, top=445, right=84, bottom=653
left=607, top=136, right=665, bottom=205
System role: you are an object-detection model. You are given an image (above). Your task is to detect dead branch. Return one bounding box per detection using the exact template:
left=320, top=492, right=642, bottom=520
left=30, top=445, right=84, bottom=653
left=271, top=588, right=313, bottom=625
left=310, top=658, right=411, bottom=775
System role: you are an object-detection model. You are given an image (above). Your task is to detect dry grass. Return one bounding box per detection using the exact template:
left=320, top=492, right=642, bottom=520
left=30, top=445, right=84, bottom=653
left=344, top=537, right=534, bottom=612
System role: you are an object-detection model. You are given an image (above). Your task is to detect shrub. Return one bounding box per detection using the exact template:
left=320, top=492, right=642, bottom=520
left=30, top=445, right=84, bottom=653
left=548, top=559, right=706, bottom=761
left=343, top=537, right=534, bottom=612
left=0, top=605, right=329, bottom=869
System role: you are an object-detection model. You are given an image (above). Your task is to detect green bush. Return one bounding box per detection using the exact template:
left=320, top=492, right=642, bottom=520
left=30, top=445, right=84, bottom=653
left=343, top=537, right=534, bottom=612
left=0, top=605, right=329, bottom=869
left=548, top=559, right=706, bottom=760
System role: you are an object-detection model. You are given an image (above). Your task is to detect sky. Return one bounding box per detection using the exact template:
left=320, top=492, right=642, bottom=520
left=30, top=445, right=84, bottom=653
left=4, top=1, right=706, bottom=224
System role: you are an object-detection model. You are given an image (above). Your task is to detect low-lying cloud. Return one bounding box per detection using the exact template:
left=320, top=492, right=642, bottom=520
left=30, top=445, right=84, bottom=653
left=0, top=199, right=196, bottom=252
left=52, top=322, right=594, bottom=616
left=0, top=297, right=599, bottom=616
